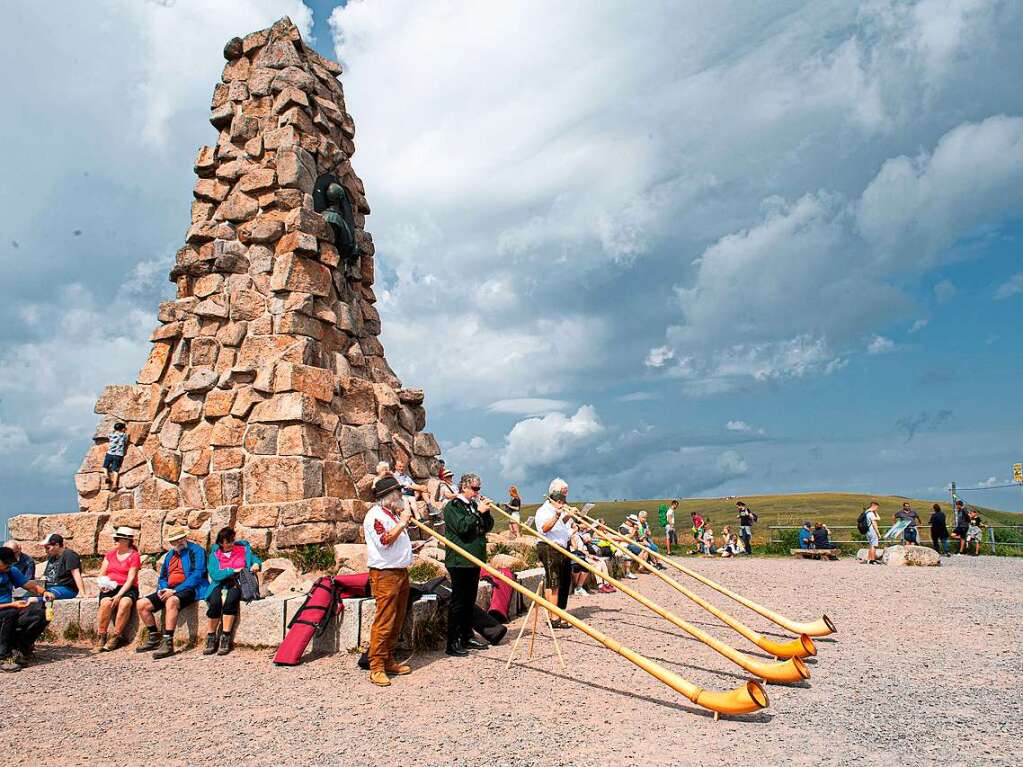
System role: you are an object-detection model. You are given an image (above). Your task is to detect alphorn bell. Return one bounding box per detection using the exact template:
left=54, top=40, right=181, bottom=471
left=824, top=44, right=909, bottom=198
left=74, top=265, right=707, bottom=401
left=570, top=514, right=815, bottom=659
left=577, top=510, right=836, bottom=638
left=404, top=515, right=768, bottom=717
left=484, top=499, right=809, bottom=684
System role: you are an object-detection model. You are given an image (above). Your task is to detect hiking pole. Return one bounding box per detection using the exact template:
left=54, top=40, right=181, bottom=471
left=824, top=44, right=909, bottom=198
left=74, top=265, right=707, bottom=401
left=405, top=514, right=768, bottom=718
left=570, top=514, right=815, bottom=659
left=578, top=511, right=836, bottom=638
left=483, top=499, right=809, bottom=685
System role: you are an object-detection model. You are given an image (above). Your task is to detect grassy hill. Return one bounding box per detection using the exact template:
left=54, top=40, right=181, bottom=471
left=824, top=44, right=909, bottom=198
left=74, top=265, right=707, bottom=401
left=501, top=492, right=1023, bottom=555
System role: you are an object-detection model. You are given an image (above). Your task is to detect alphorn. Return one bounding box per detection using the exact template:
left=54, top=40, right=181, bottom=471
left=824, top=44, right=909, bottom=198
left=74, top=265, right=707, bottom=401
left=577, top=511, right=836, bottom=638
left=405, top=515, right=768, bottom=717
left=484, top=499, right=809, bottom=684
left=569, top=514, right=814, bottom=659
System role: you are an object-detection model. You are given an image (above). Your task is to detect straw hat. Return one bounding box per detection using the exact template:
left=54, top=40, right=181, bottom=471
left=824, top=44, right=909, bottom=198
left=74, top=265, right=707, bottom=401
left=165, top=526, right=189, bottom=543
left=112, top=526, right=137, bottom=540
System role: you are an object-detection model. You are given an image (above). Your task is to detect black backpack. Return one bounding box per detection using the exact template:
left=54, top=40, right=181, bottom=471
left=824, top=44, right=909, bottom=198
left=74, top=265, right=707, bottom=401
left=856, top=509, right=870, bottom=534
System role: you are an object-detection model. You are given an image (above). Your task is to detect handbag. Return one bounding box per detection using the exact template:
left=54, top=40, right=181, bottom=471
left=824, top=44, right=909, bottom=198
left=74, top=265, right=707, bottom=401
left=238, top=567, right=261, bottom=602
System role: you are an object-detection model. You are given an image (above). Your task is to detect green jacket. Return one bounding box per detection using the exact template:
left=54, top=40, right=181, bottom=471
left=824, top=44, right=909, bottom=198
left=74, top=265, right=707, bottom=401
left=443, top=496, right=493, bottom=569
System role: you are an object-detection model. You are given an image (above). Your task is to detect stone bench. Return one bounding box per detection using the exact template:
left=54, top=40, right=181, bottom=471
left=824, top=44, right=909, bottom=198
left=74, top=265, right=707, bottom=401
left=790, top=548, right=840, bottom=560
left=40, top=566, right=547, bottom=654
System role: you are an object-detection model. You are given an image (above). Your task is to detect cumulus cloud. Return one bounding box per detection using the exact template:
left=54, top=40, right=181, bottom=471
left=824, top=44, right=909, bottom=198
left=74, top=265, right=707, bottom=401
left=995, top=273, right=1023, bottom=299
left=487, top=399, right=570, bottom=416
left=500, top=405, right=605, bottom=482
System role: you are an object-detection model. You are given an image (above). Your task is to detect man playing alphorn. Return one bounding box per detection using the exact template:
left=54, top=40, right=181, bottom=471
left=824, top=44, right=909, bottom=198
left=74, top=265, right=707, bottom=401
left=363, top=474, right=414, bottom=686
left=534, top=478, right=576, bottom=627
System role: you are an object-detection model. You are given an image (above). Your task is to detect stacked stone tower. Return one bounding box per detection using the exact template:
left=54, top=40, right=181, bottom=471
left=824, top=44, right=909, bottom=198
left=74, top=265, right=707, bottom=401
left=8, top=18, right=439, bottom=556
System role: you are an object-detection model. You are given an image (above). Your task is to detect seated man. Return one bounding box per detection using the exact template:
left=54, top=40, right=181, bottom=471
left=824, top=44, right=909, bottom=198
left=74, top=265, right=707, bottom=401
left=798, top=522, right=814, bottom=549
left=636, top=511, right=666, bottom=570
left=3, top=542, right=36, bottom=582
left=812, top=523, right=837, bottom=550
left=0, top=546, right=48, bottom=672
left=135, top=527, right=208, bottom=659
left=40, top=533, right=86, bottom=599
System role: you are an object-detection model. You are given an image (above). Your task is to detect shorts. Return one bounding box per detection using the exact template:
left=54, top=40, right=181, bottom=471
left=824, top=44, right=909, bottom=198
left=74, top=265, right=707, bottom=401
left=667, top=528, right=678, bottom=545
left=98, top=587, right=139, bottom=604
left=45, top=585, right=78, bottom=600
left=570, top=551, right=589, bottom=573
left=142, top=588, right=197, bottom=612
left=103, top=453, right=125, bottom=472
left=867, top=530, right=880, bottom=547
left=536, top=543, right=569, bottom=591
left=953, top=527, right=968, bottom=539
left=510, top=511, right=521, bottom=523
left=627, top=544, right=643, bottom=556
left=903, top=527, right=918, bottom=543
left=966, top=526, right=981, bottom=542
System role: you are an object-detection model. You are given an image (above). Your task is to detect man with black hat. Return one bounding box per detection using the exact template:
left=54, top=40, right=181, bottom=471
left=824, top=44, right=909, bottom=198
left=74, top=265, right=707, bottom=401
left=363, top=474, right=414, bottom=687
left=443, top=472, right=494, bottom=656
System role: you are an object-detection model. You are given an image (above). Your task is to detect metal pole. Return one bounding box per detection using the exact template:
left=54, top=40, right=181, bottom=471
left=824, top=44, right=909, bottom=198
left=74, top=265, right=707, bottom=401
left=950, top=482, right=958, bottom=529
left=989, top=526, right=996, bottom=555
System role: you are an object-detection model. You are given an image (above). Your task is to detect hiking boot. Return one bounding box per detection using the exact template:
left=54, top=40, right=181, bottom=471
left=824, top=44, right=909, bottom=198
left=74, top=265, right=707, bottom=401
left=463, top=637, right=488, bottom=651
left=445, top=641, right=468, bottom=657
left=102, top=635, right=124, bottom=653
left=216, top=632, right=232, bottom=656
left=152, top=635, right=175, bottom=659
left=370, top=670, right=391, bottom=687
left=202, top=633, right=218, bottom=656
left=95, top=632, right=108, bottom=652
left=1, top=657, right=22, bottom=673
left=136, top=630, right=161, bottom=653
left=385, top=660, right=411, bottom=675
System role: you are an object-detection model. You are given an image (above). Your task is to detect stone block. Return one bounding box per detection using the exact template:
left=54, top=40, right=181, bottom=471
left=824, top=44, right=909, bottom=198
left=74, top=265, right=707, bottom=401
left=243, top=456, right=323, bottom=503
left=250, top=392, right=320, bottom=424
left=270, top=253, right=331, bottom=297
left=333, top=543, right=367, bottom=573
left=359, top=596, right=443, bottom=652
left=273, top=522, right=334, bottom=549
left=49, top=598, right=81, bottom=639
left=283, top=595, right=364, bottom=656
left=38, top=512, right=107, bottom=556
left=883, top=544, right=941, bottom=566
left=232, top=596, right=287, bottom=647
left=273, top=362, right=334, bottom=402
left=278, top=423, right=332, bottom=458
left=95, top=384, right=160, bottom=422
left=8, top=514, right=42, bottom=542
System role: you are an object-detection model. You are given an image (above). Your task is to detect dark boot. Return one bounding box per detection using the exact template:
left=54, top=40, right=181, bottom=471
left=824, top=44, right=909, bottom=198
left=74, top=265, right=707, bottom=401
left=202, top=632, right=218, bottom=655
left=445, top=640, right=468, bottom=657
left=152, top=634, right=175, bottom=659
left=216, top=631, right=232, bottom=656
left=463, top=637, right=488, bottom=650
left=135, top=628, right=161, bottom=653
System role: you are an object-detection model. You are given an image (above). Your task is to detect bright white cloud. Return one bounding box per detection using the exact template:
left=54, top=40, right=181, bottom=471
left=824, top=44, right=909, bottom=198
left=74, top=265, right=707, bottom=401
left=645, top=346, right=675, bottom=369
left=487, top=399, right=570, bottom=416
left=995, top=273, right=1023, bottom=299
left=500, top=405, right=605, bottom=481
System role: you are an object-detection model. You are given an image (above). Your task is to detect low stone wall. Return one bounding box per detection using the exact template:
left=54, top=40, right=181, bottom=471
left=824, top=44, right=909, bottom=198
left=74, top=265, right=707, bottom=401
left=41, top=566, right=546, bottom=654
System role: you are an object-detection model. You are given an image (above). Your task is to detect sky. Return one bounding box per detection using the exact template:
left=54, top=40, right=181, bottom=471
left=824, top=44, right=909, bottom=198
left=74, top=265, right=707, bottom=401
left=1, top=0, right=1021, bottom=532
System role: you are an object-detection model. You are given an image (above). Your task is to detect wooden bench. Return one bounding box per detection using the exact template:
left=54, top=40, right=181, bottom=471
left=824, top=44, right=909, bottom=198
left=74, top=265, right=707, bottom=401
left=790, top=548, right=840, bottom=560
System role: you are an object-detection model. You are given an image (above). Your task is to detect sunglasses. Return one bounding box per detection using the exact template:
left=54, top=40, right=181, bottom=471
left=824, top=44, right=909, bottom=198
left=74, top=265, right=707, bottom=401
left=470, top=485, right=482, bottom=491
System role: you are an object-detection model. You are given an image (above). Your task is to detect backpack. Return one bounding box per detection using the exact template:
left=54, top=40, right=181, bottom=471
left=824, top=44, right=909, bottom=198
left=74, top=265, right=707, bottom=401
left=856, top=509, right=869, bottom=534
left=657, top=504, right=669, bottom=527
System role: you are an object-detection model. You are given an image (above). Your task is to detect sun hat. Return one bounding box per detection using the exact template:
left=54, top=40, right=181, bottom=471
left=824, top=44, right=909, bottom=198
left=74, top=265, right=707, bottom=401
left=626, top=514, right=640, bottom=524
left=112, top=526, right=137, bottom=540
left=165, top=526, right=189, bottom=543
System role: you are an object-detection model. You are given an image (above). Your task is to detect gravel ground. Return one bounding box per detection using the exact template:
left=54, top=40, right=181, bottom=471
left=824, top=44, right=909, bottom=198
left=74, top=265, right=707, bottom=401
left=2, top=554, right=1020, bottom=766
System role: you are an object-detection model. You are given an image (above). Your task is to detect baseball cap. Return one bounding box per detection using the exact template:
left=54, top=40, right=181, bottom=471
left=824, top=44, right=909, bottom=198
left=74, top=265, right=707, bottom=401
left=40, top=533, right=64, bottom=546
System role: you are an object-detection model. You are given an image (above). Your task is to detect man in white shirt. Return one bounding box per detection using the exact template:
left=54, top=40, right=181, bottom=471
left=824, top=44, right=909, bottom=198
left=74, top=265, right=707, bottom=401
left=534, top=477, right=576, bottom=623
left=362, top=474, right=413, bottom=687
left=865, top=500, right=881, bottom=565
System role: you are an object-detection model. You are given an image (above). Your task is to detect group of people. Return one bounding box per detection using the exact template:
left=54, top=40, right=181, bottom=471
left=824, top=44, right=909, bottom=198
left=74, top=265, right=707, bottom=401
left=0, top=524, right=263, bottom=672
left=682, top=501, right=758, bottom=557
left=861, top=499, right=986, bottom=563
left=798, top=521, right=837, bottom=550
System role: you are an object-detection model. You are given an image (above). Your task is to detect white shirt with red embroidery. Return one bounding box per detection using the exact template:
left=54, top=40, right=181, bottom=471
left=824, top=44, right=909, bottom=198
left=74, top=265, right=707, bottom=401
left=363, top=503, right=413, bottom=569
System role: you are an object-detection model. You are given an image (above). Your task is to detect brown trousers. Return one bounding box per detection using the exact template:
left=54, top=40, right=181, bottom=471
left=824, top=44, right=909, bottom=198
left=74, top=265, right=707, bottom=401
left=367, top=567, right=410, bottom=673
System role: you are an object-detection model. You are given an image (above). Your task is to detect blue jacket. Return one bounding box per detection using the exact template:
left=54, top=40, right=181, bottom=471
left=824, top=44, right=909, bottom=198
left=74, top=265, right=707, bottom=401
left=798, top=528, right=814, bottom=549
left=158, top=541, right=209, bottom=595
left=203, top=541, right=261, bottom=600
left=15, top=553, right=36, bottom=580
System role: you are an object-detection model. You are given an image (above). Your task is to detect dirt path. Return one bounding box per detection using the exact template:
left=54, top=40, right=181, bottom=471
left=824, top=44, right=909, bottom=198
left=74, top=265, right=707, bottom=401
left=3, top=555, right=1020, bottom=766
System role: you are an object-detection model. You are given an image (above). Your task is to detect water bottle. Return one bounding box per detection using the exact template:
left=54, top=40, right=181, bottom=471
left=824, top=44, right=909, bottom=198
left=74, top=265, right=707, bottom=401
left=45, top=596, right=54, bottom=622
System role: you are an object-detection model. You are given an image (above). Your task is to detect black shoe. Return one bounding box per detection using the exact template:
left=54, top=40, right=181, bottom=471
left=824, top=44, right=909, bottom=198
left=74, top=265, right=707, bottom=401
left=217, top=632, right=232, bottom=656
left=136, top=631, right=161, bottom=653
left=203, top=633, right=218, bottom=656
left=445, top=641, right=468, bottom=657
left=11, top=648, right=28, bottom=666
left=463, top=637, right=488, bottom=651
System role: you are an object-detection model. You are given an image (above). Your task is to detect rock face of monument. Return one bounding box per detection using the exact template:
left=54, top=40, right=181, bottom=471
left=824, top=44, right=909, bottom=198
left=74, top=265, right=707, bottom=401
left=7, top=18, right=439, bottom=556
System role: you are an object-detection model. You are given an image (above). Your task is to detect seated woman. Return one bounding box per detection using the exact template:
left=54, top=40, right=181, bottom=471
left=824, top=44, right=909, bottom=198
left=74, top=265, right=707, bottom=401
left=719, top=526, right=740, bottom=557
left=701, top=526, right=717, bottom=555
left=203, top=527, right=261, bottom=656
left=95, top=527, right=141, bottom=652
left=812, top=522, right=837, bottom=549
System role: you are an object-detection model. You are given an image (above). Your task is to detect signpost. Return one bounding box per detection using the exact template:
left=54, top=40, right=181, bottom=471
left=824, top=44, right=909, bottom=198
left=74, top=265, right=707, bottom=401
left=1013, top=463, right=1022, bottom=484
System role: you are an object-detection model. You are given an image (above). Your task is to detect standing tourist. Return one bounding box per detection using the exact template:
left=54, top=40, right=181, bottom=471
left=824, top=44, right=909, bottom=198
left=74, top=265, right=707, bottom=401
left=864, top=501, right=882, bottom=564
left=965, top=509, right=985, bottom=555
left=95, top=527, right=141, bottom=652
left=533, top=478, right=576, bottom=626
left=689, top=510, right=705, bottom=554
left=894, top=502, right=921, bottom=545
left=736, top=501, right=757, bottom=555
left=40, top=534, right=86, bottom=600
left=102, top=422, right=128, bottom=490
left=505, top=486, right=522, bottom=539
left=664, top=500, right=678, bottom=554
left=929, top=504, right=950, bottom=557
left=952, top=499, right=970, bottom=554
left=135, top=527, right=208, bottom=659
left=362, top=475, right=413, bottom=686
left=443, top=473, right=495, bottom=654
left=203, top=527, right=262, bottom=657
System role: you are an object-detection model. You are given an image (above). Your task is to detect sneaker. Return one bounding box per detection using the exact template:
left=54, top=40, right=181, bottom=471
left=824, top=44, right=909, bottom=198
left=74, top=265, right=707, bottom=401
left=574, top=587, right=587, bottom=596
left=624, top=573, right=639, bottom=580
left=216, top=632, right=233, bottom=656
left=1, top=657, right=22, bottom=673
left=598, top=584, right=616, bottom=593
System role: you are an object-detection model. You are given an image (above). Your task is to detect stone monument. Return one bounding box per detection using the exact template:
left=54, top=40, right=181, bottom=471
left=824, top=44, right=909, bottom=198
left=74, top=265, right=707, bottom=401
left=7, top=17, right=440, bottom=557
